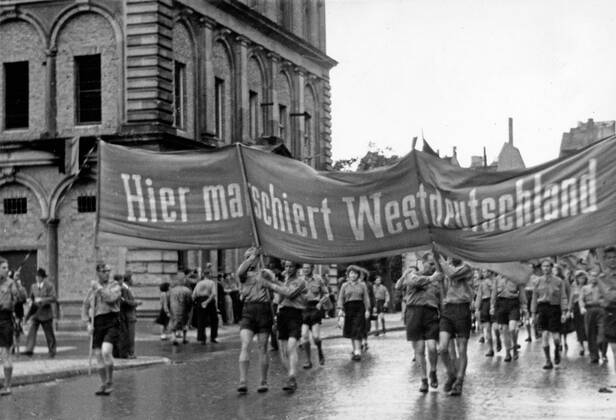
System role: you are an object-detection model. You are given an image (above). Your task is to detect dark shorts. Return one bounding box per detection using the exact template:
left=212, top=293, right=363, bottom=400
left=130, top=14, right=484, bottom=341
left=405, top=305, right=439, bottom=341
left=277, top=307, right=303, bottom=341
left=239, top=302, right=273, bottom=334
left=302, top=302, right=323, bottom=327
left=495, top=297, right=520, bottom=325
left=0, top=311, right=14, bottom=348
left=479, top=298, right=492, bottom=323
left=92, top=312, right=120, bottom=349
left=604, top=305, right=616, bottom=343
left=537, top=303, right=561, bottom=333
left=375, top=299, right=387, bottom=314
left=440, top=303, right=472, bottom=339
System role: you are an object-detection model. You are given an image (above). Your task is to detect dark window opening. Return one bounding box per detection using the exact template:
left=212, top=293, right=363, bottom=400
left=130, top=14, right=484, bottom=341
left=249, top=90, right=258, bottom=139
left=279, top=104, right=288, bottom=143
left=174, top=61, right=187, bottom=129
left=3, top=197, right=27, bottom=214
left=4, top=61, right=29, bottom=129
left=77, top=195, right=96, bottom=213
left=75, top=54, right=101, bottom=124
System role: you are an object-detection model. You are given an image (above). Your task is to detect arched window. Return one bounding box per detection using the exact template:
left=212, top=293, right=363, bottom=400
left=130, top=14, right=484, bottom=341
left=304, top=84, right=318, bottom=167
left=172, top=22, right=196, bottom=135
left=247, top=56, right=265, bottom=140
left=275, top=71, right=292, bottom=150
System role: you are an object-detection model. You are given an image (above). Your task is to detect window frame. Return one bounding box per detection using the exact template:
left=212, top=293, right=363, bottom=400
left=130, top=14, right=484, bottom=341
left=4, top=61, right=29, bottom=130
left=74, top=54, right=102, bottom=125
left=173, top=60, right=187, bottom=130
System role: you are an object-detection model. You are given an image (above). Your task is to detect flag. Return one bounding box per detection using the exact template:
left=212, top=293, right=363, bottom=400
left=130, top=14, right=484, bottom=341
left=422, top=139, right=439, bottom=157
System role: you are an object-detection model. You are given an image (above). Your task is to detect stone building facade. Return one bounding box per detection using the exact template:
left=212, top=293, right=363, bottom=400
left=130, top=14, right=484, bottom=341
left=0, top=0, right=336, bottom=322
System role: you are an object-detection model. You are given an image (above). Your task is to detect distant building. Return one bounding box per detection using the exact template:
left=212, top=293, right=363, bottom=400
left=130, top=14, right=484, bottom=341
left=560, top=118, right=615, bottom=157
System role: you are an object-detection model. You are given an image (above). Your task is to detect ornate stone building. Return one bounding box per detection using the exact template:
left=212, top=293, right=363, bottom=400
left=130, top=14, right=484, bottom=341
left=0, top=0, right=336, bottom=321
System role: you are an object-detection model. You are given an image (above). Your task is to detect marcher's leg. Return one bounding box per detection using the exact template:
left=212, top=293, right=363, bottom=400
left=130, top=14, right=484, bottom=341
left=610, top=343, right=616, bottom=372
left=426, top=339, right=438, bottom=389
left=413, top=340, right=429, bottom=393
left=450, top=338, right=468, bottom=396
left=553, top=331, right=561, bottom=365
left=501, top=324, right=512, bottom=361
left=300, top=324, right=312, bottom=369
left=24, top=320, right=40, bottom=354
left=542, top=330, right=552, bottom=369
left=484, top=322, right=494, bottom=356
left=587, top=310, right=599, bottom=362
left=256, top=332, right=270, bottom=392
left=0, top=347, right=13, bottom=395
left=509, top=319, right=519, bottom=359
left=238, top=329, right=254, bottom=393
left=209, top=301, right=219, bottom=342
left=100, top=342, right=114, bottom=394
left=196, top=301, right=206, bottom=343
left=127, top=321, right=136, bottom=356
left=439, top=331, right=456, bottom=392
left=312, top=324, right=324, bottom=365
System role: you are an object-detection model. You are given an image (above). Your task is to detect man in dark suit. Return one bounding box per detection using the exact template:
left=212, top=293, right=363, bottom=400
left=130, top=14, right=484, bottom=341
left=22, top=268, right=57, bottom=358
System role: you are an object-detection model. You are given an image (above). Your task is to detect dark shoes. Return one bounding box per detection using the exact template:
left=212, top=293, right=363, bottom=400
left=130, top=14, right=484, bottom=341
left=303, top=362, right=313, bottom=370
left=21, top=351, right=33, bottom=357
left=450, top=379, right=463, bottom=396
left=419, top=378, right=429, bottom=393
left=351, top=353, right=361, bottom=362
left=211, top=339, right=218, bottom=343
left=95, top=383, right=112, bottom=396
left=543, top=361, right=554, bottom=370
left=554, top=349, right=561, bottom=366
left=429, top=371, right=438, bottom=389
left=0, top=388, right=12, bottom=396
left=485, top=350, right=495, bottom=357
left=590, top=359, right=599, bottom=364
left=444, top=375, right=456, bottom=393
left=525, top=337, right=532, bottom=342
left=496, top=340, right=502, bottom=352
left=318, top=352, right=325, bottom=366
left=237, top=381, right=248, bottom=394
left=257, top=381, right=268, bottom=393
left=513, top=347, right=519, bottom=360
left=282, top=377, right=297, bottom=393
left=504, top=352, right=512, bottom=363
left=478, top=337, right=485, bottom=344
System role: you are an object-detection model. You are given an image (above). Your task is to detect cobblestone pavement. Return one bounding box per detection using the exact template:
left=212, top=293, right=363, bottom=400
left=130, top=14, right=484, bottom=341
left=1, top=322, right=614, bottom=420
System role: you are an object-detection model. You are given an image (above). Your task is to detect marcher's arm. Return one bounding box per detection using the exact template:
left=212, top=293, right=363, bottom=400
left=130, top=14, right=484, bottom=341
left=490, top=278, right=497, bottom=314
left=531, top=286, right=537, bottom=315
left=336, top=284, right=347, bottom=311
left=265, top=279, right=305, bottom=299
left=518, top=283, right=527, bottom=310
left=81, top=291, right=92, bottom=322
left=362, top=283, right=371, bottom=311
left=384, top=287, right=390, bottom=306
left=560, top=280, right=569, bottom=313
left=236, top=255, right=258, bottom=283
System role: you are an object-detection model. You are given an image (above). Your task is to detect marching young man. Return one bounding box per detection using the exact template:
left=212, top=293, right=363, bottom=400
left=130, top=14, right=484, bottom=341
left=531, top=258, right=569, bottom=370
left=300, top=263, right=330, bottom=368
left=81, top=263, right=122, bottom=395
left=395, top=255, right=442, bottom=393
left=0, top=257, right=27, bottom=396
left=597, top=246, right=616, bottom=371
left=475, top=270, right=497, bottom=357
left=491, top=273, right=527, bottom=362
left=436, top=254, right=474, bottom=396
left=373, top=276, right=390, bottom=336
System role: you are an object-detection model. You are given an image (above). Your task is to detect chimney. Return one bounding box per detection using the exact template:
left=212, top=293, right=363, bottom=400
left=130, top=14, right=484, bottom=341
left=508, top=117, right=513, bottom=145
left=483, top=147, right=487, bottom=167
left=453, top=146, right=457, bottom=158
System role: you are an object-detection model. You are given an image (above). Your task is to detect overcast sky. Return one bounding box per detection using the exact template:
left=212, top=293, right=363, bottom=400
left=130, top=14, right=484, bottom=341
left=326, top=0, right=616, bottom=167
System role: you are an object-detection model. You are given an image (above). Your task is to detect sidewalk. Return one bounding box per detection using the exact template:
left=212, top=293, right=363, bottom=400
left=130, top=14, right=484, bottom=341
left=0, top=356, right=170, bottom=387
left=2, top=312, right=404, bottom=388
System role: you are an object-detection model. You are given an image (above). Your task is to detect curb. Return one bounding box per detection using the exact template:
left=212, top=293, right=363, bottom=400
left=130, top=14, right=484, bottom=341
left=9, top=357, right=170, bottom=388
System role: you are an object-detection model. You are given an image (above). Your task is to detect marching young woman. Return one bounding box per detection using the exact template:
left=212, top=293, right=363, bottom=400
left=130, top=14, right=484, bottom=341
left=337, top=265, right=371, bottom=361
left=300, top=263, right=330, bottom=368
left=491, top=273, right=527, bottom=362
left=436, top=255, right=474, bottom=396
left=395, top=257, right=442, bottom=393
left=531, top=258, right=569, bottom=370
left=474, top=270, right=496, bottom=357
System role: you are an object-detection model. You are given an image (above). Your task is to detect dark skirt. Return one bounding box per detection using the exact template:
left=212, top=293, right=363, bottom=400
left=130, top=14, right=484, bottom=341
left=572, top=302, right=587, bottom=342
left=154, top=308, right=169, bottom=326
left=343, top=301, right=366, bottom=340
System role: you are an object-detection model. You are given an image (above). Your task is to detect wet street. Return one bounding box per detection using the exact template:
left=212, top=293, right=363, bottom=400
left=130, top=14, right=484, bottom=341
left=2, top=327, right=615, bottom=420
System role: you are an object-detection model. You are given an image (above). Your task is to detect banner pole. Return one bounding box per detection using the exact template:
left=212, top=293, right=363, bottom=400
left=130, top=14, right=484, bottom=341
left=236, top=143, right=265, bottom=266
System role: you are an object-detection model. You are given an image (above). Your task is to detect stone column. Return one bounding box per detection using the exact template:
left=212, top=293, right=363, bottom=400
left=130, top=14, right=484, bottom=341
left=201, top=17, right=217, bottom=142
left=45, top=218, right=59, bottom=293
left=235, top=36, right=250, bottom=143
left=290, top=67, right=305, bottom=158
left=45, top=48, right=57, bottom=137
left=265, top=52, right=280, bottom=137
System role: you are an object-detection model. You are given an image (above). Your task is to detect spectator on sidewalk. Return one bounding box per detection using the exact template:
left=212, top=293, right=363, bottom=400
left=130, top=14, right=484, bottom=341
left=155, top=282, right=171, bottom=340
left=0, top=257, right=27, bottom=396
left=169, top=275, right=193, bottom=345
left=216, top=274, right=227, bottom=325
left=23, top=268, right=57, bottom=358
left=192, top=269, right=218, bottom=344
left=117, top=273, right=141, bottom=358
